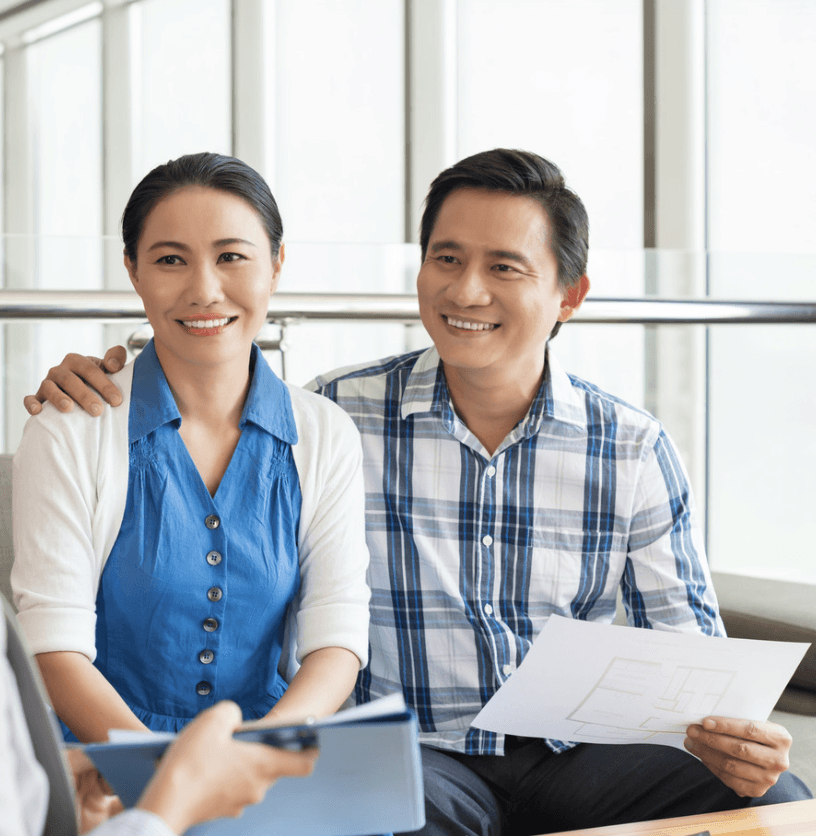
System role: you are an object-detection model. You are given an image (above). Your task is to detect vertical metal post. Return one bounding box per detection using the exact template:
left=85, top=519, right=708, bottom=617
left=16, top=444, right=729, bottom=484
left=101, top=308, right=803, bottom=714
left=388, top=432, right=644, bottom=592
left=231, top=0, right=273, bottom=181
left=3, top=39, right=36, bottom=452
left=652, top=0, right=708, bottom=524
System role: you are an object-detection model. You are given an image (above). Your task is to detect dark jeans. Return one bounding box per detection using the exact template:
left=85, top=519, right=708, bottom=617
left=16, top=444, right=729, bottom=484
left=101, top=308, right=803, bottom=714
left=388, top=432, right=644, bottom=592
left=400, top=738, right=812, bottom=836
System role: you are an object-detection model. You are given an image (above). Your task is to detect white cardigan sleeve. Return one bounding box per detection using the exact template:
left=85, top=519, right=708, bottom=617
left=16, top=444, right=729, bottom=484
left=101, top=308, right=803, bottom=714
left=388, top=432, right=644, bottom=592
left=285, top=384, right=371, bottom=671
left=11, top=366, right=133, bottom=660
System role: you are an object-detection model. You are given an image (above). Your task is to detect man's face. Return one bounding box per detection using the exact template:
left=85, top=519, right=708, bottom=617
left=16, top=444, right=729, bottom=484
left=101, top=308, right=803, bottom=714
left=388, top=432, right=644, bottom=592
left=417, top=187, right=585, bottom=387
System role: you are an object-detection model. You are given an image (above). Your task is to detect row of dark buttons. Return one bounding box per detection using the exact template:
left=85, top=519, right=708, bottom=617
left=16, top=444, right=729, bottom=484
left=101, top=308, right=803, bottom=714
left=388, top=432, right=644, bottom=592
left=198, top=514, right=222, bottom=695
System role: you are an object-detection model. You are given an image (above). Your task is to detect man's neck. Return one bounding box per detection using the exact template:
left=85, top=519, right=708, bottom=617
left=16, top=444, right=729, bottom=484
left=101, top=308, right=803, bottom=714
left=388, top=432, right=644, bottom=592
left=442, top=361, right=544, bottom=458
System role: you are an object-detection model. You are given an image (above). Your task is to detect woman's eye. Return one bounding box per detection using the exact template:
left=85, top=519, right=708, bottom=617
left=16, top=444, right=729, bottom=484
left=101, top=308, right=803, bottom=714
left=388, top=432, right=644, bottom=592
left=156, top=255, right=184, bottom=265
left=218, top=252, right=246, bottom=263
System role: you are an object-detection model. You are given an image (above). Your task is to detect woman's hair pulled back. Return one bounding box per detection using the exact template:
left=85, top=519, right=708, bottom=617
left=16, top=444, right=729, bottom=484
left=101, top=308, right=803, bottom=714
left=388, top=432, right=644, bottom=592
left=122, top=152, right=283, bottom=262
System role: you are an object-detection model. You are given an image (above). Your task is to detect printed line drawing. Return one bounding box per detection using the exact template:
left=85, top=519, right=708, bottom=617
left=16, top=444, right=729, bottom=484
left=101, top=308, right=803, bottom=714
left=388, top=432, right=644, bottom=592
left=567, top=657, right=736, bottom=740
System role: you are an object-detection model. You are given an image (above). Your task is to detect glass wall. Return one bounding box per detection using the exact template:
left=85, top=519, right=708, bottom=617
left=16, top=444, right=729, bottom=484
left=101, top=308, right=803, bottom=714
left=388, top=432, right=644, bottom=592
left=1, top=0, right=815, bottom=586
left=706, top=0, right=816, bottom=582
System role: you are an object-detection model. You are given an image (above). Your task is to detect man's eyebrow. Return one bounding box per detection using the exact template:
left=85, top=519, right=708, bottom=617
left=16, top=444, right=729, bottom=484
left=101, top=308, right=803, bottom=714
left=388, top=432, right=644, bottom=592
left=429, top=240, right=463, bottom=253
left=488, top=249, right=533, bottom=268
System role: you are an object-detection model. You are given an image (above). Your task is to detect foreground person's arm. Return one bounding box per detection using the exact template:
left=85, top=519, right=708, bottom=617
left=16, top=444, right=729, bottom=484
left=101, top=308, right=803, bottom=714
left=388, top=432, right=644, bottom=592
left=71, top=701, right=317, bottom=836
left=23, top=346, right=127, bottom=416
left=684, top=716, right=792, bottom=797
left=132, top=701, right=317, bottom=835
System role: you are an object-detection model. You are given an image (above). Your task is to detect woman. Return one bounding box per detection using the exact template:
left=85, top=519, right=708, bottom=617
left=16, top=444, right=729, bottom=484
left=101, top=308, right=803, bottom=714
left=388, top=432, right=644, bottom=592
left=11, top=153, right=370, bottom=742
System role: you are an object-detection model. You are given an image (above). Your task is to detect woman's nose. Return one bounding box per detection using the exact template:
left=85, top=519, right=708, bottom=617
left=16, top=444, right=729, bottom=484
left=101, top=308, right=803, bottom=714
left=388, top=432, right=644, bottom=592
left=446, top=265, right=490, bottom=307
left=187, top=262, right=225, bottom=305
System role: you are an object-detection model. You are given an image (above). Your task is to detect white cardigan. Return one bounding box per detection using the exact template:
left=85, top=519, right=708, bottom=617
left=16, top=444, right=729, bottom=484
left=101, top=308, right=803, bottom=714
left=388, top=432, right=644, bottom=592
left=11, top=361, right=371, bottom=677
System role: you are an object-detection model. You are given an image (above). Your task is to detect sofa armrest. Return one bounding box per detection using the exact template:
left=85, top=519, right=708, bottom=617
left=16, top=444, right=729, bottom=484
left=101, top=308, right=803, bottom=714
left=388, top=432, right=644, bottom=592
left=712, top=571, right=816, bottom=710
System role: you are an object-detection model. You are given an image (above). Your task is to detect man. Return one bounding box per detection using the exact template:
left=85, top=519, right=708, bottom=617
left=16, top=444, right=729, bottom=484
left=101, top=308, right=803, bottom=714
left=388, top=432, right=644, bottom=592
left=27, top=149, right=811, bottom=834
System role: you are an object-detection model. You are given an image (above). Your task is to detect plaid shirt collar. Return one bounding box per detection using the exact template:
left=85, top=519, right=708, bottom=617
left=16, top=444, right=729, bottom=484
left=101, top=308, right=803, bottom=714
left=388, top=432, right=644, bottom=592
left=400, top=345, right=587, bottom=446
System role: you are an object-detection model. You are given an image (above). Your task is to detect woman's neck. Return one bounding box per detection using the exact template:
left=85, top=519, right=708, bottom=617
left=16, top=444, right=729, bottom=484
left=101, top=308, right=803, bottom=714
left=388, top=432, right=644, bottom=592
left=153, top=344, right=252, bottom=495
left=154, top=344, right=251, bottom=425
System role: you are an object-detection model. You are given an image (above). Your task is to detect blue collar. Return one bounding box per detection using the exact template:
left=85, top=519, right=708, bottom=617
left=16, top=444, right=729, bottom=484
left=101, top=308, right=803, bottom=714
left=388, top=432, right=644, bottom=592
left=129, top=340, right=297, bottom=445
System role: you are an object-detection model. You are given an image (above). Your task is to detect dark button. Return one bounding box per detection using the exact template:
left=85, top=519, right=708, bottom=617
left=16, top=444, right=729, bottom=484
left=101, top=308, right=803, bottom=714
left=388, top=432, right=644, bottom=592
left=196, top=681, right=212, bottom=696
left=199, top=649, right=214, bottom=664
left=203, top=617, right=218, bottom=633
left=206, top=550, right=222, bottom=566
left=207, top=587, right=223, bottom=602
left=205, top=515, right=220, bottom=530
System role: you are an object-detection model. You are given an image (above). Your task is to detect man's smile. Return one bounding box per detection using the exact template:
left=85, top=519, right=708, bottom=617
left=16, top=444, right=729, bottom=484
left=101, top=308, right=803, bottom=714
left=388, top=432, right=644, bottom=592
left=443, top=314, right=498, bottom=332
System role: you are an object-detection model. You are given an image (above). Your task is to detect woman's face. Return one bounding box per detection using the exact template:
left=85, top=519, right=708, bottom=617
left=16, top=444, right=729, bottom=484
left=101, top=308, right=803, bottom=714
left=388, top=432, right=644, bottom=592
left=125, top=186, right=282, bottom=374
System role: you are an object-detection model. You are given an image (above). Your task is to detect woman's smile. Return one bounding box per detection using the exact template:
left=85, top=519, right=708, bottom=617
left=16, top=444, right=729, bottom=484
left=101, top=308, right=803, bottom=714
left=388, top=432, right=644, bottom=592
left=177, top=314, right=238, bottom=336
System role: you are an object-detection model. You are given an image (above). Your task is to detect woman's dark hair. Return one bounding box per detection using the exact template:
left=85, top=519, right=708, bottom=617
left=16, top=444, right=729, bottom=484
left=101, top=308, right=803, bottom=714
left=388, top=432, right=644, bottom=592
left=122, top=152, right=283, bottom=262
left=419, top=149, right=589, bottom=338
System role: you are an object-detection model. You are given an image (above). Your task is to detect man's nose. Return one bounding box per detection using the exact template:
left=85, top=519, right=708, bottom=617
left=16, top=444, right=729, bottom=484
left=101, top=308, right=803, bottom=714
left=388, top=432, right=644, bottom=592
left=446, top=265, right=491, bottom=307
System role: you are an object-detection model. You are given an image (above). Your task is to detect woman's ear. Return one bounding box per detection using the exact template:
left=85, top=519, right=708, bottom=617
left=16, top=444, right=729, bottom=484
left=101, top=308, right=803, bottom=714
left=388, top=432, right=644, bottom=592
left=557, top=275, right=591, bottom=323
left=270, top=242, right=285, bottom=296
left=124, top=251, right=140, bottom=294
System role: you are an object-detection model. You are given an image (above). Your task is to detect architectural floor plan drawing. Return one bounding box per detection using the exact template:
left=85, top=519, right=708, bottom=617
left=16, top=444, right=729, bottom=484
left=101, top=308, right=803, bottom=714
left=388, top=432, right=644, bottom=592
left=471, top=615, right=809, bottom=750
left=567, top=657, right=736, bottom=740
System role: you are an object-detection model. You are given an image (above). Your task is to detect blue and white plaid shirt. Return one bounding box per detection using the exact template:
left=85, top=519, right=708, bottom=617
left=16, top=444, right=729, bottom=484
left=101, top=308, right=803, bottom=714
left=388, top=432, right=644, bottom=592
left=308, top=346, right=724, bottom=756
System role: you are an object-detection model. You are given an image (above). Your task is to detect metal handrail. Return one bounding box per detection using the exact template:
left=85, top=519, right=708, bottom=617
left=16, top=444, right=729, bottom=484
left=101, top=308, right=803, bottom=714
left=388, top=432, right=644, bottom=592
left=1, top=290, right=816, bottom=325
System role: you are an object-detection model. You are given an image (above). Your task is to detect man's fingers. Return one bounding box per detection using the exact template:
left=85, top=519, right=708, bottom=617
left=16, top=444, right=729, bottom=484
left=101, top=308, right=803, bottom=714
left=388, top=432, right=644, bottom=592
left=102, top=345, right=127, bottom=373
left=684, top=736, right=780, bottom=796
left=698, top=716, right=792, bottom=747
left=687, top=718, right=791, bottom=769
left=26, top=380, right=75, bottom=413
left=24, top=395, right=44, bottom=415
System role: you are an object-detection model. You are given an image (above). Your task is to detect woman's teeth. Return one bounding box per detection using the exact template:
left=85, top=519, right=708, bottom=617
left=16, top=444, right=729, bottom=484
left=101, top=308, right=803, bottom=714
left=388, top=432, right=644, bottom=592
left=446, top=317, right=495, bottom=331
left=181, top=317, right=231, bottom=328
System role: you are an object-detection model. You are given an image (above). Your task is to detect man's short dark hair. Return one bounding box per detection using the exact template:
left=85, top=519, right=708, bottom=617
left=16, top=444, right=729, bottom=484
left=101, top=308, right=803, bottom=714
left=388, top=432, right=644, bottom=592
left=419, top=149, right=588, bottom=338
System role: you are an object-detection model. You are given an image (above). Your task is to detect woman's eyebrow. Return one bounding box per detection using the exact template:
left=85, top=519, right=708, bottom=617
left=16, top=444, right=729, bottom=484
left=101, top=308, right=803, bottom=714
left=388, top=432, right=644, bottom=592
left=146, top=240, right=190, bottom=252
left=145, top=238, right=257, bottom=252
left=214, top=237, right=257, bottom=248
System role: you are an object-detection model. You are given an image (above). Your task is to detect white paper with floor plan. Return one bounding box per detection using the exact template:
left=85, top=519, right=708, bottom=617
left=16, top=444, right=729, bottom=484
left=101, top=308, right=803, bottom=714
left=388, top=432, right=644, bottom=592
left=472, top=615, right=808, bottom=750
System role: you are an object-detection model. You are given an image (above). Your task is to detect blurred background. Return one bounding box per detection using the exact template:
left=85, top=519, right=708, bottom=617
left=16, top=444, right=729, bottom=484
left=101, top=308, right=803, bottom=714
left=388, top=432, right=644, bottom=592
left=0, top=0, right=814, bottom=584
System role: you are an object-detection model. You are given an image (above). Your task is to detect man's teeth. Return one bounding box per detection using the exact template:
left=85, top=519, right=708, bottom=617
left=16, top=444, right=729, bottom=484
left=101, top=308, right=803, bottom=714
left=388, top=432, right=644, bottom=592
left=446, top=317, right=495, bottom=331
left=182, top=317, right=231, bottom=328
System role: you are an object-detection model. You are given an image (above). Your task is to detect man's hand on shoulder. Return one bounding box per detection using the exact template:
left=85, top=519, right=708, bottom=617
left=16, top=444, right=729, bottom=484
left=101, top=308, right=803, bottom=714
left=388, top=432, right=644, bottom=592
left=23, top=346, right=127, bottom=416
left=684, top=716, right=792, bottom=797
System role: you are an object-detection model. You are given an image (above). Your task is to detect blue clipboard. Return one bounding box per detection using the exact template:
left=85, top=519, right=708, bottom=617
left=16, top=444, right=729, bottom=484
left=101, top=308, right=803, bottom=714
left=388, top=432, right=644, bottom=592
left=83, top=702, right=425, bottom=836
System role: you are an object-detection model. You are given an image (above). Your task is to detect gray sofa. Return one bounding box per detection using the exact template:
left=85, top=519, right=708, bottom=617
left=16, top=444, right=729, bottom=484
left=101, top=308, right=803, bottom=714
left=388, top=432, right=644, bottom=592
left=1, top=452, right=813, bottom=789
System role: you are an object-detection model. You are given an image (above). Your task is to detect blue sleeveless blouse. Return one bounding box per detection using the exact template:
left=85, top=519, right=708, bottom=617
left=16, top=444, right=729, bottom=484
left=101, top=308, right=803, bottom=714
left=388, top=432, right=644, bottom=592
left=83, top=340, right=301, bottom=734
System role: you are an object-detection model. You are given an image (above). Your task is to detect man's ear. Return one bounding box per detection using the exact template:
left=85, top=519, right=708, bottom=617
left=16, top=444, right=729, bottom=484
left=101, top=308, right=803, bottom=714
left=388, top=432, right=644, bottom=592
left=124, top=251, right=140, bottom=293
left=557, top=275, right=590, bottom=323
left=270, top=242, right=285, bottom=296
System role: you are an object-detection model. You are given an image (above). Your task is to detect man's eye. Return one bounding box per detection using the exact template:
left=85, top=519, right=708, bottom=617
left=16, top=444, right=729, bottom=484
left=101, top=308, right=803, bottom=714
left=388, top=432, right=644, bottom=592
left=494, top=263, right=516, bottom=273
left=218, top=252, right=245, bottom=263
left=437, top=255, right=458, bottom=264
left=156, top=255, right=183, bottom=265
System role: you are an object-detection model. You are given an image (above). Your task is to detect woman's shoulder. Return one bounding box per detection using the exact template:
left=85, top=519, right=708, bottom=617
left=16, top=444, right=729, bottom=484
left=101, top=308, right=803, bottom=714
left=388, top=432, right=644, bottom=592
left=285, top=380, right=360, bottom=437
left=18, top=362, right=134, bottom=451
